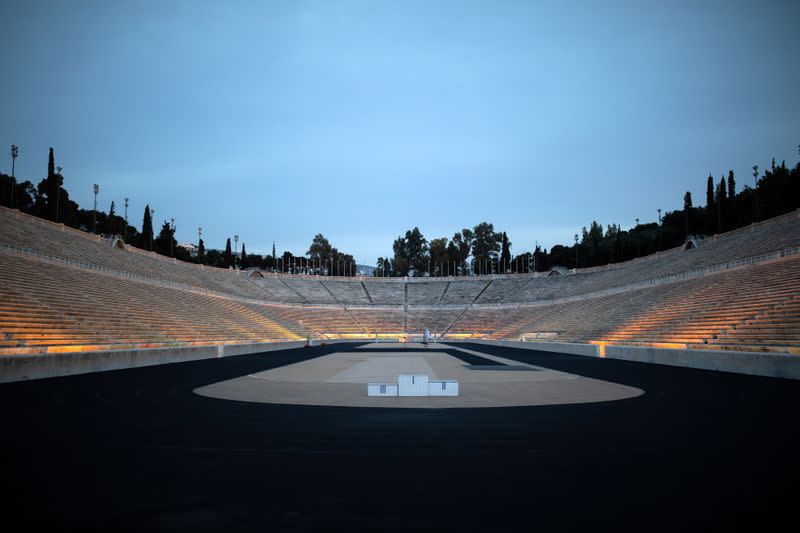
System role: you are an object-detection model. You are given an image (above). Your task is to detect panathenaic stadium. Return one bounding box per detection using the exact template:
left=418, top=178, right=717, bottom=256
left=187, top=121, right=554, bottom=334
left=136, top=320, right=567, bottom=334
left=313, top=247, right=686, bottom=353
left=2, top=205, right=799, bottom=363
left=2, top=204, right=800, bottom=529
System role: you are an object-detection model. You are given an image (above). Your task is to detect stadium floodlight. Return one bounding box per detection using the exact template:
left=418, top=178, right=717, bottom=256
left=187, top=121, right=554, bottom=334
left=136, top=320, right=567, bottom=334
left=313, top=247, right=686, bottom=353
left=9, top=145, right=18, bottom=208
left=150, top=208, right=155, bottom=250
left=574, top=233, right=579, bottom=269
left=124, top=198, right=129, bottom=242
left=55, top=165, right=63, bottom=222
left=657, top=209, right=662, bottom=251
left=92, top=184, right=100, bottom=234
left=752, top=165, right=759, bottom=221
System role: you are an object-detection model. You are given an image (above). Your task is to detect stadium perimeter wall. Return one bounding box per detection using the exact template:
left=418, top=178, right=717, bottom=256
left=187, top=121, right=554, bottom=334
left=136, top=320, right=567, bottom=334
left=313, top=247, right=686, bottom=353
left=454, top=339, right=800, bottom=380
left=4, top=338, right=799, bottom=384
left=0, top=340, right=350, bottom=383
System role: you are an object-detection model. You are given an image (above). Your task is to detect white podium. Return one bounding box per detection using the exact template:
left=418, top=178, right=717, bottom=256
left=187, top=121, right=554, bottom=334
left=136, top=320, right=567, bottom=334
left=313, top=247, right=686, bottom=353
left=368, top=375, right=459, bottom=397
left=398, top=374, right=429, bottom=396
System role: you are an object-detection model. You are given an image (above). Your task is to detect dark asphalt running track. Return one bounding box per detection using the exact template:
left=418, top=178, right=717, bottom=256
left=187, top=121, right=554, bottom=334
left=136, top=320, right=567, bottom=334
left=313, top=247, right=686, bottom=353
left=1, top=342, right=798, bottom=530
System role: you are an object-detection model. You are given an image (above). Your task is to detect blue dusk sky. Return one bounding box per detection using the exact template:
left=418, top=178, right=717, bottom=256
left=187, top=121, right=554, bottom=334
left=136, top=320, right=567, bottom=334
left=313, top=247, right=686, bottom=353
left=1, top=0, right=798, bottom=263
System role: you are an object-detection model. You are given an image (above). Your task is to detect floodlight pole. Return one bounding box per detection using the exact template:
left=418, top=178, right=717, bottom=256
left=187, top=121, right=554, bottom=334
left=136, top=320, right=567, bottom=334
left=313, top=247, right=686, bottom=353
left=150, top=208, right=155, bottom=250
left=124, top=197, right=129, bottom=242
left=9, top=145, right=18, bottom=208
left=574, top=233, right=579, bottom=269
left=92, top=184, right=99, bottom=234
left=611, top=224, right=619, bottom=264
left=234, top=234, right=239, bottom=269
left=752, top=165, right=759, bottom=222
left=657, top=208, right=662, bottom=251
left=56, top=166, right=62, bottom=222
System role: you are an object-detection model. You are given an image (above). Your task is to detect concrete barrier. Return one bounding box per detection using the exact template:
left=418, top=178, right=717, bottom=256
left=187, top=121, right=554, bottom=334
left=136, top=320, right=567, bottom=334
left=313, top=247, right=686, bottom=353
left=446, top=339, right=800, bottom=380
left=604, top=344, right=800, bottom=380
left=460, top=339, right=600, bottom=357
left=0, top=341, right=311, bottom=383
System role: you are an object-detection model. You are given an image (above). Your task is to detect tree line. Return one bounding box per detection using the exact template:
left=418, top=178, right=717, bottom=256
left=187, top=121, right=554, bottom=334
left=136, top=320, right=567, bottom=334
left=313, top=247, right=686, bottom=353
left=2, top=145, right=798, bottom=276
left=0, top=147, right=362, bottom=274
left=373, top=148, right=799, bottom=276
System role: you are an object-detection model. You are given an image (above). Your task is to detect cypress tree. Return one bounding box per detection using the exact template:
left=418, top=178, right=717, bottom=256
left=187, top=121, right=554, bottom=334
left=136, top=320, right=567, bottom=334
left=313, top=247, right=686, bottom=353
left=683, top=191, right=693, bottom=236
left=198, top=238, right=205, bottom=263
left=224, top=238, right=233, bottom=268
left=500, top=232, right=511, bottom=273
left=47, top=147, right=57, bottom=221
left=48, top=147, right=55, bottom=181
left=241, top=243, right=247, bottom=268
left=715, top=176, right=727, bottom=232
left=727, top=170, right=736, bottom=226
left=706, top=174, right=715, bottom=234
left=108, top=201, right=116, bottom=235
left=142, top=204, right=153, bottom=251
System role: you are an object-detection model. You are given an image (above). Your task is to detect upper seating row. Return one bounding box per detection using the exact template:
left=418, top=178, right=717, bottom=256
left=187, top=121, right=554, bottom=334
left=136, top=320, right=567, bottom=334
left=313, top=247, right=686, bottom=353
left=4, top=206, right=798, bottom=307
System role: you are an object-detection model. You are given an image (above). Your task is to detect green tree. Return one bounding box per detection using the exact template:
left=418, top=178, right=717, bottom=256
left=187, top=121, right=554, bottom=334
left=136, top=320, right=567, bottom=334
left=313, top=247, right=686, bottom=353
left=141, top=204, right=153, bottom=251
left=35, top=147, right=64, bottom=222
left=451, top=229, right=474, bottom=274
left=223, top=238, right=233, bottom=268
left=206, top=249, right=223, bottom=268
left=197, top=238, right=205, bottom=263
left=586, top=221, right=603, bottom=248
left=500, top=232, right=511, bottom=273
left=471, top=222, right=500, bottom=274
left=107, top=201, right=116, bottom=235
left=0, top=175, right=35, bottom=211
left=760, top=159, right=794, bottom=220
left=47, top=147, right=56, bottom=220
left=391, top=236, right=410, bottom=276
left=281, top=251, right=294, bottom=273
left=307, top=233, right=333, bottom=269
left=683, top=191, right=693, bottom=236
left=445, top=240, right=460, bottom=275
left=374, top=256, right=390, bottom=276
left=706, top=174, right=715, bottom=234
left=391, top=227, right=428, bottom=276
left=406, top=227, right=428, bottom=275
left=428, top=237, right=448, bottom=276
left=715, top=176, right=727, bottom=232
left=241, top=243, right=247, bottom=267
left=727, top=170, right=736, bottom=227
left=153, top=220, right=176, bottom=256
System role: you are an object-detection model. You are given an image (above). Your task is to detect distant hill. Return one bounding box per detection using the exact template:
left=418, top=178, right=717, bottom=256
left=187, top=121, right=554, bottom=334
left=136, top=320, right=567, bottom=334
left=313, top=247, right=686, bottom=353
left=358, top=264, right=375, bottom=276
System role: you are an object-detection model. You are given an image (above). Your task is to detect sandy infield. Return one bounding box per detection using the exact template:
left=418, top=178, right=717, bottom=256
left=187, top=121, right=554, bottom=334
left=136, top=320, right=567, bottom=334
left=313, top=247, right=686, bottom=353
left=195, top=343, right=644, bottom=408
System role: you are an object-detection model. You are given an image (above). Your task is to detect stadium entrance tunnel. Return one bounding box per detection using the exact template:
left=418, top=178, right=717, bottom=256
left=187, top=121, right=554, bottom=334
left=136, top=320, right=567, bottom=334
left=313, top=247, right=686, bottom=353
left=194, top=342, right=643, bottom=408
